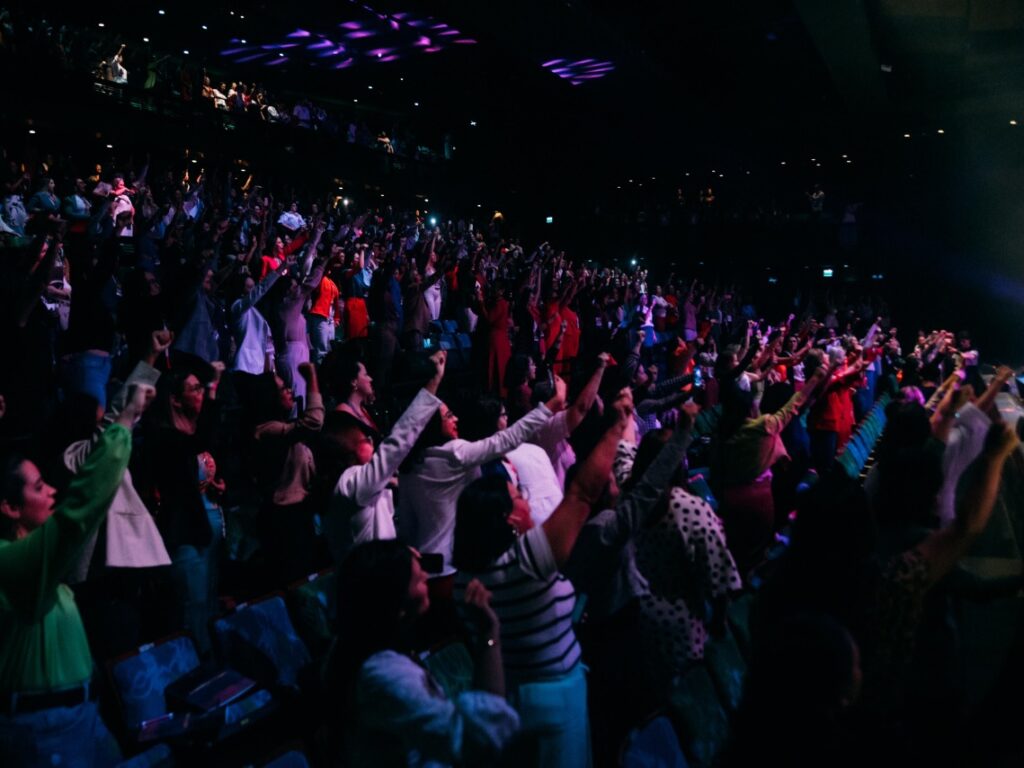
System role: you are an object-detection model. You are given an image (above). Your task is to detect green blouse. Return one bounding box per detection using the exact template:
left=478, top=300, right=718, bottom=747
left=0, top=423, right=131, bottom=694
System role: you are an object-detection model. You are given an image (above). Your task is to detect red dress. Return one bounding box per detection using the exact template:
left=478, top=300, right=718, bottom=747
left=485, top=298, right=512, bottom=396
left=558, top=306, right=581, bottom=381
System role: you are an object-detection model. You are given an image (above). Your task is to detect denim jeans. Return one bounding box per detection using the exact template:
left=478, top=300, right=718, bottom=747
left=306, top=315, right=334, bottom=365
left=0, top=700, right=121, bottom=767
left=170, top=507, right=223, bottom=655
left=507, top=664, right=592, bottom=768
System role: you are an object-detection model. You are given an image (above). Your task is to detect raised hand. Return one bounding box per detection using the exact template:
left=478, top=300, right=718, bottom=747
left=116, top=383, right=156, bottom=428
left=426, top=350, right=447, bottom=395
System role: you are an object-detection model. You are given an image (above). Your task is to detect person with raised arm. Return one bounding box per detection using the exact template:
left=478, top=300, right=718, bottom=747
left=324, top=351, right=447, bottom=563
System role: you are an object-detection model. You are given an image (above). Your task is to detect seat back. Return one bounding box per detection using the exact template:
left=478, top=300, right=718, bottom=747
left=669, top=664, right=730, bottom=768
left=703, top=627, right=747, bottom=713
left=621, top=714, right=689, bottom=768
left=287, top=569, right=337, bottom=656
left=213, top=593, right=311, bottom=689
left=108, top=634, right=201, bottom=730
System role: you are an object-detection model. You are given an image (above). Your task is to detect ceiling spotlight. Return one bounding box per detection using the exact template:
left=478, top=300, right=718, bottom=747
left=1011, top=120, right=1018, bottom=126
left=477, top=204, right=482, bottom=208
left=745, top=170, right=750, bottom=175
left=815, top=163, right=821, bottom=167
left=841, top=154, right=848, bottom=158
left=98, top=22, right=105, bottom=28
left=684, top=172, right=690, bottom=176
left=28, top=129, right=36, bottom=135
left=414, top=101, right=420, bottom=106
left=377, top=53, right=382, bottom=58
left=424, top=198, right=429, bottom=203
left=470, top=120, right=477, bottom=126
left=810, top=157, right=816, bottom=162
left=937, top=129, right=945, bottom=134
left=399, top=77, right=404, bottom=81
left=845, top=160, right=852, bottom=164
left=278, top=53, right=284, bottom=57
left=353, top=98, right=358, bottom=103
left=201, top=25, right=208, bottom=31
left=240, top=15, right=245, bottom=19
left=380, top=194, right=385, bottom=198
left=780, top=161, right=786, bottom=166
left=368, top=85, right=373, bottom=89
left=183, top=49, right=189, bottom=55
left=106, top=143, right=113, bottom=148
left=158, top=9, right=166, bottom=15
left=903, top=133, right=911, bottom=138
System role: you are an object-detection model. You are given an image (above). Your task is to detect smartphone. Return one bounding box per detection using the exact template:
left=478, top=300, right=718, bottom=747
left=419, top=553, right=444, bottom=574
left=693, top=368, right=703, bottom=388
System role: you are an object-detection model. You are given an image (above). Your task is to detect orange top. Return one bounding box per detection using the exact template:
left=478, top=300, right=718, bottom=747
left=309, top=276, right=340, bottom=320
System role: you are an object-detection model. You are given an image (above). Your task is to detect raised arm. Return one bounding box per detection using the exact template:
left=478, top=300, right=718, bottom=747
left=565, top=353, right=610, bottom=432
left=1, top=423, right=132, bottom=619
left=451, top=379, right=566, bottom=468
left=337, top=353, right=445, bottom=506
left=543, top=389, right=631, bottom=567
left=973, top=366, right=1014, bottom=417
left=915, top=422, right=1019, bottom=585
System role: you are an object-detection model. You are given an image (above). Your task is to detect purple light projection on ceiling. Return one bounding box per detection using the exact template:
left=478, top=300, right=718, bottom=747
left=541, top=58, right=616, bottom=85
left=220, top=7, right=476, bottom=70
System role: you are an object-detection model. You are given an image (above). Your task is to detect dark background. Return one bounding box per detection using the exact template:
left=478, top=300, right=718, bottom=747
left=4, top=1, right=1024, bottom=360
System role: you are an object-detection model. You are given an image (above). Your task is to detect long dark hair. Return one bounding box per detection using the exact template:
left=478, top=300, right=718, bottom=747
left=328, top=540, right=417, bottom=713
left=453, top=475, right=516, bottom=572
left=622, top=428, right=688, bottom=496
left=399, top=408, right=446, bottom=473
left=0, top=452, right=26, bottom=541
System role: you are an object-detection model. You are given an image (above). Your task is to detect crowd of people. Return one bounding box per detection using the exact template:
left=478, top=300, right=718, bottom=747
left=0, top=9, right=451, bottom=164
left=1, top=122, right=1022, bottom=768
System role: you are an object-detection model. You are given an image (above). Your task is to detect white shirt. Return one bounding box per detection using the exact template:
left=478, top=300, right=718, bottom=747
left=530, top=410, right=576, bottom=489
left=326, top=389, right=441, bottom=564
left=350, top=650, right=519, bottom=768
left=506, top=442, right=563, bottom=526
left=937, top=403, right=991, bottom=527
left=397, top=404, right=554, bottom=576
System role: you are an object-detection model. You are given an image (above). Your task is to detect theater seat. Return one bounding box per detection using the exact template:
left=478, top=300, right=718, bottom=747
left=621, top=714, right=689, bottom=768
left=213, top=593, right=312, bottom=690
left=669, top=663, right=730, bottom=768
left=108, top=633, right=201, bottom=732
left=703, top=628, right=747, bottom=713
left=115, top=743, right=173, bottom=768
left=286, top=569, right=336, bottom=657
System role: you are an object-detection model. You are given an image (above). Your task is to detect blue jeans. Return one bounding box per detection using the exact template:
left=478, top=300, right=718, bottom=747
left=0, top=700, right=121, bottom=767
left=306, top=315, right=334, bottom=365
left=508, top=664, right=592, bottom=768
left=170, top=507, right=223, bottom=655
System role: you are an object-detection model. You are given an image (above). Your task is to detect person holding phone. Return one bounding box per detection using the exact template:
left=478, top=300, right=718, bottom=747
left=329, top=540, right=519, bottom=766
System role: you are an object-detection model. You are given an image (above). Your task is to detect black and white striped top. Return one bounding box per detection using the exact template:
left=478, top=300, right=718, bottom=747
left=455, top=526, right=581, bottom=681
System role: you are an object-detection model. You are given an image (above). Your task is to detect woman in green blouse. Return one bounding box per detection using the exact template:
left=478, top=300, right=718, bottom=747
left=0, top=384, right=152, bottom=767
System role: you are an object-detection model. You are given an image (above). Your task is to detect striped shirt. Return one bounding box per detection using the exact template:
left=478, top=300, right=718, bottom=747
left=455, top=527, right=580, bottom=681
